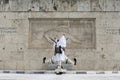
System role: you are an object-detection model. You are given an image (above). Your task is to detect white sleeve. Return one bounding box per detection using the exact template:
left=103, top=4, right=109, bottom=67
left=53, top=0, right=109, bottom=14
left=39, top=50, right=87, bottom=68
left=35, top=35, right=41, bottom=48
left=58, top=36, right=66, bottom=47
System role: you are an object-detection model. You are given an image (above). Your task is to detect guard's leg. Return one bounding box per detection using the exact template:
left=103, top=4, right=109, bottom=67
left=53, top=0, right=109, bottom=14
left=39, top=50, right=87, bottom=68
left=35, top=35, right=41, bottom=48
left=66, top=59, right=74, bottom=65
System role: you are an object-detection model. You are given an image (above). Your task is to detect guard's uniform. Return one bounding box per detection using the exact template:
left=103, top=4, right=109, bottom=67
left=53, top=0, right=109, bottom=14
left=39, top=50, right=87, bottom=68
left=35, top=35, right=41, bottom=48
left=52, top=35, right=68, bottom=62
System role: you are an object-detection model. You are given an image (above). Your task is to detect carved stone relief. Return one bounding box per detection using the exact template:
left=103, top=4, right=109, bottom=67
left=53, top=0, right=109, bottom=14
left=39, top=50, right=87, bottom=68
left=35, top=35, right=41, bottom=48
left=29, top=18, right=96, bottom=49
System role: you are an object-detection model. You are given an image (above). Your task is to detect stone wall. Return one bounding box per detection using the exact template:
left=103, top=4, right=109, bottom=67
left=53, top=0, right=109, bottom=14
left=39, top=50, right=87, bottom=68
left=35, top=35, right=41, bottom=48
left=0, top=0, right=120, bottom=70
left=0, top=0, right=120, bottom=11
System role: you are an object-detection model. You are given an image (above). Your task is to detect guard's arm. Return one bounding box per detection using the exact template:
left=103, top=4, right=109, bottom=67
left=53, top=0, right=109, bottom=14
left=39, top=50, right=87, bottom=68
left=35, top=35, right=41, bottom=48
left=50, top=37, right=56, bottom=43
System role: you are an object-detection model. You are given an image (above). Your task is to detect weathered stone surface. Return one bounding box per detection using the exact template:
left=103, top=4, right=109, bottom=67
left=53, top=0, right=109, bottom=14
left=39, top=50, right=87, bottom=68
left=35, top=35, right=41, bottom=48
left=104, top=0, right=115, bottom=11
left=0, top=0, right=120, bottom=11
left=77, top=0, right=90, bottom=11
left=4, top=61, right=17, bottom=70
left=91, top=0, right=105, bottom=11
left=115, top=0, right=120, bottom=11
left=16, top=61, right=25, bottom=70
left=29, top=60, right=42, bottom=70
left=0, top=0, right=120, bottom=70
left=0, top=62, right=4, bottom=70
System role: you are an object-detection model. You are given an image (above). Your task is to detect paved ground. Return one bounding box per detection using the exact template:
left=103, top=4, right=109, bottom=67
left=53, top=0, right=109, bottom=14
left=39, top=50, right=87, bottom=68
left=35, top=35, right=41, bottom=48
left=0, top=74, right=120, bottom=80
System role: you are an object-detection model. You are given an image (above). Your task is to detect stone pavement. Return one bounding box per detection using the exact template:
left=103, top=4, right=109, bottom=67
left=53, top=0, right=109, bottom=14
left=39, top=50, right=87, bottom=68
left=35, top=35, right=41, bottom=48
left=0, top=69, right=120, bottom=80
left=0, top=73, right=120, bottom=80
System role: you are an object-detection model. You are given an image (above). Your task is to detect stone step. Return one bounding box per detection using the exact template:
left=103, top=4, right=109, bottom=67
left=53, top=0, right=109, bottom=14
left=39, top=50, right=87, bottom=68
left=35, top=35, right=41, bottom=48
left=0, top=70, right=120, bottom=74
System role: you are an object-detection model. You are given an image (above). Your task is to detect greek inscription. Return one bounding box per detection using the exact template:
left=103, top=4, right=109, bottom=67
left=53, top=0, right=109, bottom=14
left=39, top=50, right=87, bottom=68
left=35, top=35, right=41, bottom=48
left=0, top=27, right=17, bottom=34
left=105, top=27, right=120, bottom=35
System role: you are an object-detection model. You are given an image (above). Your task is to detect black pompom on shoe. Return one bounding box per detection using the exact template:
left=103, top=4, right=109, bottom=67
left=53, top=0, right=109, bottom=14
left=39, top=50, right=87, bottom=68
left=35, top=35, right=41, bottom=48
left=43, top=57, right=46, bottom=63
